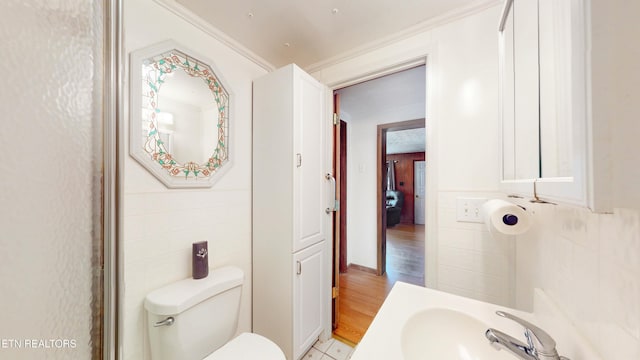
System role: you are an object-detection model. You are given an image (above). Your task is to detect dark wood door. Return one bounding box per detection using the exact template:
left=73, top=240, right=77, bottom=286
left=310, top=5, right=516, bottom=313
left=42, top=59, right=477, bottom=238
left=332, top=93, right=342, bottom=330
left=339, top=120, right=347, bottom=273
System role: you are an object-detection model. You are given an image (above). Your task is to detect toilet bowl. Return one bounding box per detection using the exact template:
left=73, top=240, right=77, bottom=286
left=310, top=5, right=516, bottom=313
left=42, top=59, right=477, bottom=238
left=203, top=332, right=283, bottom=359
left=144, top=266, right=285, bottom=360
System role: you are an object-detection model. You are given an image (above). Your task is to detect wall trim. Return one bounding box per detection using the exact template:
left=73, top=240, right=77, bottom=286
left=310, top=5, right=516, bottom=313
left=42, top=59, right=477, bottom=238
left=326, top=57, right=427, bottom=90
left=305, top=0, right=502, bottom=74
left=151, top=0, right=500, bottom=76
left=152, top=0, right=275, bottom=73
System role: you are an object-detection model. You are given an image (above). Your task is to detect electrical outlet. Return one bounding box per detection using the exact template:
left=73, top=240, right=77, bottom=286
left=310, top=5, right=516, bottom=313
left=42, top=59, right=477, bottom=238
left=456, top=198, right=487, bottom=223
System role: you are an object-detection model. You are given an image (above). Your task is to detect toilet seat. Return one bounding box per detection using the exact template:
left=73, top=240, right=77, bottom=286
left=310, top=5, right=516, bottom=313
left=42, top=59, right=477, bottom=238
left=204, top=333, right=285, bottom=360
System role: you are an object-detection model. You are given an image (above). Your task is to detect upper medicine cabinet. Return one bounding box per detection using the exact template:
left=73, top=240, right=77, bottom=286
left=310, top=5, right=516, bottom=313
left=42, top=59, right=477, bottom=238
left=499, top=0, right=589, bottom=207
left=130, top=41, right=231, bottom=188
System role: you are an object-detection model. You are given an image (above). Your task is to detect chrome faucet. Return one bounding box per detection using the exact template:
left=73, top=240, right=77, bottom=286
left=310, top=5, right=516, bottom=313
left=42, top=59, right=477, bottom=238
left=485, top=311, right=570, bottom=360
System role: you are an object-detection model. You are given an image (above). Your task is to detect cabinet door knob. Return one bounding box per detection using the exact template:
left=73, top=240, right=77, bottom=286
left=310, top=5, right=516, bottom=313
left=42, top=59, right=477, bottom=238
left=296, top=261, right=302, bottom=275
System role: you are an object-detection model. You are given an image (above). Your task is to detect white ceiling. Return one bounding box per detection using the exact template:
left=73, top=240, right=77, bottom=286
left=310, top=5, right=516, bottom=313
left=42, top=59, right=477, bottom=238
left=336, top=65, right=425, bottom=120
left=336, top=65, right=426, bottom=155
left=387, top=128, right=426, bottom=155
left=175, top=0, right=495, bottom=68
left=167, top=1, right=471, bottom=154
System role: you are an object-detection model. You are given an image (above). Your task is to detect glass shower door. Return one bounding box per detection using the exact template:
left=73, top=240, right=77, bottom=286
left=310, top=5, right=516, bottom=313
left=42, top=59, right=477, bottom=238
left=0, top=1, right=107, bottom=359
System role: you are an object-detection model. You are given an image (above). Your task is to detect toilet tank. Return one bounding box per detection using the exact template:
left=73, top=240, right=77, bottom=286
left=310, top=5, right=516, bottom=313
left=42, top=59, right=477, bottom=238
left=145, top=266, right=244, bottom=360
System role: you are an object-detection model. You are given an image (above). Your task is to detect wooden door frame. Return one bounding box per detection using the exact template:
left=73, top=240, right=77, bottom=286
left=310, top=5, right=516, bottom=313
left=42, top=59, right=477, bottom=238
left=376, top=119, right=425, bottom=275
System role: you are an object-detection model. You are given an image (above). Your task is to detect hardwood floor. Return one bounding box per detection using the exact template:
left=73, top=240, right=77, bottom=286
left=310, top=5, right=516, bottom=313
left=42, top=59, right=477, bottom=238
left=333, top=267, right=393, bottom=345
left=333, top=224, right=425, bottom=344
left=386, top=223, right=425, bottom=286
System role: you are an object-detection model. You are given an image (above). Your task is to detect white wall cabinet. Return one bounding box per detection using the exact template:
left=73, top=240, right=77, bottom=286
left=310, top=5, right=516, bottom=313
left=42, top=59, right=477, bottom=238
left=499, top=0, right=640, bottom=212
left=252, top=64, right=331, bottom=360
left=498, top=0, right=618, bottom=211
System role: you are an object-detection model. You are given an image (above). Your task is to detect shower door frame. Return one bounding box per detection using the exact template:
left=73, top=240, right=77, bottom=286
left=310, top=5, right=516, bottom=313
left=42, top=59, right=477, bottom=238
left=104, top=0, right=122, bottom=359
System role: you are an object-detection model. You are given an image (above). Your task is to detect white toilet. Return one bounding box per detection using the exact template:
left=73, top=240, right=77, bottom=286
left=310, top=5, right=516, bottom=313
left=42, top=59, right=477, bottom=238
left=144, top=266, right=285, bottom=360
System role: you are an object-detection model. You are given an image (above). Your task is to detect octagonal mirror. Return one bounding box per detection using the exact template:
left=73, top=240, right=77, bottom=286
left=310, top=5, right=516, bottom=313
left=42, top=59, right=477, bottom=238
left=130, top=40, right=231, bottom=188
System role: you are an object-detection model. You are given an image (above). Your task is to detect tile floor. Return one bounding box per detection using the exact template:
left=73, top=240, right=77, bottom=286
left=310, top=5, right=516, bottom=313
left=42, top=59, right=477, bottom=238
left=301, top=338, right=355, bottom=360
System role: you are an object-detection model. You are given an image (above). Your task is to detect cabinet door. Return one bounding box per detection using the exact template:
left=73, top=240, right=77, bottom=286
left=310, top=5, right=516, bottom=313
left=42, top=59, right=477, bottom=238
left=499, top=0, right=539, bottom=197
left=535, top=0, right=589, bottom=208
left=293, top=241, right=325, bottom=359
left=499, top=0, right=593, bottom=209
left=293, top=68, right=327, bottom=252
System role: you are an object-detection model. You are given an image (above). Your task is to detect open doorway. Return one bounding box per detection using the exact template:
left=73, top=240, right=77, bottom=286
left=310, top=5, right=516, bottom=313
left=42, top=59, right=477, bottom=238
left=331, top=65, right=426, bottom=344
left=380, top=121, right=426, bottom=286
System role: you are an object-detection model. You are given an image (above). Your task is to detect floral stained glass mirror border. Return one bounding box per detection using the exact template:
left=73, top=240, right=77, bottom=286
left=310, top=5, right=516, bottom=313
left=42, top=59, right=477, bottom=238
left=130, top=41, right=231, bottom=188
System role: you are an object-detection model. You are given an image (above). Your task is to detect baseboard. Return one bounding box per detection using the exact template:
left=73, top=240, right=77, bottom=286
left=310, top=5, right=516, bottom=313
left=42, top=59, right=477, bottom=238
left=347, top=263, right=377, bottom=274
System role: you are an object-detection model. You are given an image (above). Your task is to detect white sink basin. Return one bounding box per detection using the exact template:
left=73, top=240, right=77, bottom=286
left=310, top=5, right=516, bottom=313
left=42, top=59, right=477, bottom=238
left=350, top=283, right=601, bottom=360
left=401, top=308, right=513, bottom=360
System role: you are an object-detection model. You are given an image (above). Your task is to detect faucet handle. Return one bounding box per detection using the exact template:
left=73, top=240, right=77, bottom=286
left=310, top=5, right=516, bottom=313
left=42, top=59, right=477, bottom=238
left=495, top=311, right=559, bottom=357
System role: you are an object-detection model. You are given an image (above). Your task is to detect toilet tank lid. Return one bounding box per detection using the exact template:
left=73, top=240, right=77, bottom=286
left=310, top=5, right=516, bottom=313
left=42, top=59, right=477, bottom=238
left=145, top=266, right=244, bottom=316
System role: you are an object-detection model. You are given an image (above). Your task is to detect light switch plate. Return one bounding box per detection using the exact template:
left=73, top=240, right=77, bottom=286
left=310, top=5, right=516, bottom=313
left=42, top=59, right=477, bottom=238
left=456, top=198, right=487, bottom=223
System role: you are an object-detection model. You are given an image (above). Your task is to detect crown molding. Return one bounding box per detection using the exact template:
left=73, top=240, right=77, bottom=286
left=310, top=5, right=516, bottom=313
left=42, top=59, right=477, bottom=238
left=153, top=0, right=502, bottom=75
left=305, top=0, right=502, bottom=74
left=153, top=0, right=276, bottom=73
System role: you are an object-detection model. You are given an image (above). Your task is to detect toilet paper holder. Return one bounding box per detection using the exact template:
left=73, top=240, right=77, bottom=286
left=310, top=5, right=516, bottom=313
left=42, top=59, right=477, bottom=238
left=482, top=199, right=532, bottom=235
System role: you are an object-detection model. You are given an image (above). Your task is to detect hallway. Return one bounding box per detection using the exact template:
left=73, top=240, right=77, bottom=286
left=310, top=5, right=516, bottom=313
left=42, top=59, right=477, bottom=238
left=386, top=223, right=425, bottom=286
left=333, top=224, right=425, bottom=344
